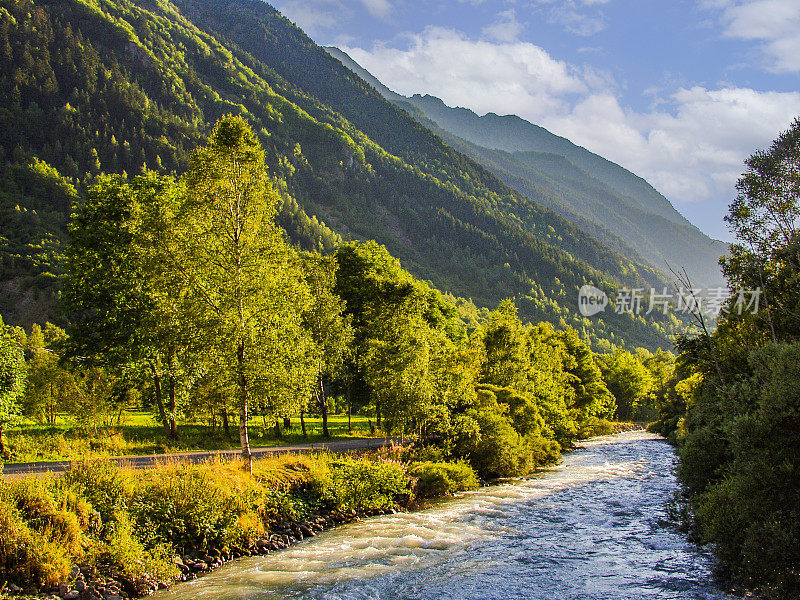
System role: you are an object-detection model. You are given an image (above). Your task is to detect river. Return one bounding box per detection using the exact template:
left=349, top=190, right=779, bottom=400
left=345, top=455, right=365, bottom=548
left=153, top=431, right=733, bottom=600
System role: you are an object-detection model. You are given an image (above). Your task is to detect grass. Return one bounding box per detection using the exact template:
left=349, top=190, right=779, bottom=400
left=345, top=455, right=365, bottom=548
left=0, top=452, right=416, bottom=591
left=3, top=412, right=375, bottom=464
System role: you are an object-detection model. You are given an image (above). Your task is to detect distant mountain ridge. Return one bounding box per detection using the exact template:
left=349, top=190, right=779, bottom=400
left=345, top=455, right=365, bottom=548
left=325, top=47, right=727, bottom=286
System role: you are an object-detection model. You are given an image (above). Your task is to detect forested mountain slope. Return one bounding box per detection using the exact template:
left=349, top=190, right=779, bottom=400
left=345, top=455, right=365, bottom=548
left=0, top=0, right=683, bottom=349
left=326, top=47, right=727, bottom=286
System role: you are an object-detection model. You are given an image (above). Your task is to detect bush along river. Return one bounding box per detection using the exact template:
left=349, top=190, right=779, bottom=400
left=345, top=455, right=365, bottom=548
left=151, top=431, right=734, bottom=600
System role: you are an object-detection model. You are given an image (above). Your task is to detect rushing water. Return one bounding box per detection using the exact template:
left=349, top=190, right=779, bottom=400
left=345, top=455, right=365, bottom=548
left=154, top=431, right=733, bottom=600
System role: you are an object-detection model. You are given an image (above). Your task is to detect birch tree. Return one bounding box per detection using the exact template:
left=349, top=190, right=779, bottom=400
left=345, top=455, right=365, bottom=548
left=174, top=115, right=313, bottom=470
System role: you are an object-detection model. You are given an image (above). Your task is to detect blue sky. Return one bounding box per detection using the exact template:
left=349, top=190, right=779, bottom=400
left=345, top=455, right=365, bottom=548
left=271, top=0, right=800, bottom=242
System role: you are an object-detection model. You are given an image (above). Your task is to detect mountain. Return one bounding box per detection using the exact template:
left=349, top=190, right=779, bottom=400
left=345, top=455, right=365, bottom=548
left=0, top=0, right=684, bottom=349
left=326, top=47, right=727, bottom=287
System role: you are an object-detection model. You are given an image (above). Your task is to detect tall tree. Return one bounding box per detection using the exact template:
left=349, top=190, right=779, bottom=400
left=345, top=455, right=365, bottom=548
left=334, top=241, right=416, bottom=427
left=597, top=349, right=652, bottom=421
left=557, top=328, right=615, bottom=422
left=172, top=115, right=313, bottom=470
left=22, top=323, right=78, bottom=425
left=360, top=289, right=433, bottom=436
left=0, top=316, right=26, bottom=458
left=64, top=172, right=188, bottom=439
left=479, top=299, right=530, bottom=390
left=723, top=117, right=800, bottom=342
left=300, top=252, right=354, bottom=438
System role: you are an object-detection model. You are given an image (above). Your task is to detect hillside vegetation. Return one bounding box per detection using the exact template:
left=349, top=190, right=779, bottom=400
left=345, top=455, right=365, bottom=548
left=0, top=0, right=684, bottom=349
left=327, top=47, right=727, bottom=287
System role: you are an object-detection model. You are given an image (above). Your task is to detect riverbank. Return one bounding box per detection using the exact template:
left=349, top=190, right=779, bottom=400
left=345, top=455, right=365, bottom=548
left=2, top=504, right=397, bottom=600
left=611, top=421, right=648, bottom=433
left=0, top=447, right=478, bottom=600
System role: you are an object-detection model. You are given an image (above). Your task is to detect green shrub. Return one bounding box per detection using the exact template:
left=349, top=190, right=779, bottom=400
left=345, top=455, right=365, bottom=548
left=408, top=461, right=478, bottom=498
left=678, top=425, right=730, bottom=495
left=4, top=479, right=86, bottom=557
left=131, top=465, right=239, bottom=552
left=233, top=511, right=266, bottom=548
left=408, top=444, right=448, bottom=463
left=578, top=417, right=615, bottom=438
left=61, top=460, right=133, bottom=526
left=0, top=497, right=72, bottom=588
left=330, top=457, right=409, bottom=511
left=526, top=433, right=561, bottom=467
left=96, top=512, right=178, bottom=582
left=460, top=403, right=530, bottom=479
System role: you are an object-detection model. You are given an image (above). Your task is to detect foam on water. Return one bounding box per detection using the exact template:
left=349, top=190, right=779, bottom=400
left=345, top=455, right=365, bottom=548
left=153, top=431, right=732, bottom=600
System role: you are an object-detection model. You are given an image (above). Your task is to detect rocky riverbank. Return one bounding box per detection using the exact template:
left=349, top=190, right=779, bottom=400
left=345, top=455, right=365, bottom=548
left=611, top=422, right=648, bottom=434
left=3, top=505, right=399, bottom=600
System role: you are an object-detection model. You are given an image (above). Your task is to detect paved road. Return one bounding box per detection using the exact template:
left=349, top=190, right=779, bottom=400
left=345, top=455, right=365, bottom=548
left=2, top=437, right=394, bottom=478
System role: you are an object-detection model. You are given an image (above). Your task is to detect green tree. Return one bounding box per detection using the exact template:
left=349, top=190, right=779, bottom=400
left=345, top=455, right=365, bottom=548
left=22, top=323, right=78, bottom=425
left=64, top=172, right=188, bottom=439
left=598, top=349, right=652, bottom=421
left=0, top=316, right=26, bottom=458
left=557, top=328, right=615, bottom=423
left=334, top=241, right=416, bottom=427
left=479, top=299, right=529, bottom=390
left=526, top=323, right=577, bottom=444
left=172, top=115, right=313, bottom=470
left=300, top=252, right=354, bottom=437
left=360, top=289, right=433, bottom=436
left=722, top=118, right=800, bottom=344
left=668, top=122, right=800, bottom=596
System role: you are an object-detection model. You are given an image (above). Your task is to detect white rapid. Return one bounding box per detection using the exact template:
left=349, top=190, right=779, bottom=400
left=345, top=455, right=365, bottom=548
left=153, top=431, right=733, bottom=600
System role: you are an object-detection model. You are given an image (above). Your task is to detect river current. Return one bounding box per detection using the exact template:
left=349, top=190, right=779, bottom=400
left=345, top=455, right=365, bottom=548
left=153, top=431, right=733, bottom=600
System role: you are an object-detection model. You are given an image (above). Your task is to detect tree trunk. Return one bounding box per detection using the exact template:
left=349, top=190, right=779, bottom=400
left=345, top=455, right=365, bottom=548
left=167, top=375, right=179, bottom=440
left=239, top=401, right=252, bottom=474
left=274, top=418, right=282, bottom=438
left=48, top=384, right=55, bottom=425
left=221, top=407, right=231, bottom=440
left=300, top=408, right=307, bottom=438
left=346, top=376, right=352, bottom=433
left=237, top=341, right=252, bottom=474
left=0, top=424, right=5, bottom=459
left=149, top=364, right=169, bottom=434
left=376, top=398, right=381, bottom=430
left=318, top=378, right=329, bottom=438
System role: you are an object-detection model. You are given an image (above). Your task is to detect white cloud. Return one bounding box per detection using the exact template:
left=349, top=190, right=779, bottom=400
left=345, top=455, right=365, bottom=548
left=533, top=0, right=608, bottom=36
left=708, top=0, right=800, bottom=72
left=482, top=9, right=524, bottom=42
left=546, top=87, right=800, bottom=205
left=273, top=0, right=390, bottom=33
left=273, top=0, right=348, bottom=35
left=360, top=0, right=392, bottom=19
left=343, top=28, right=800, bottom=223
left=342, top=27, right=586, bottom=122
